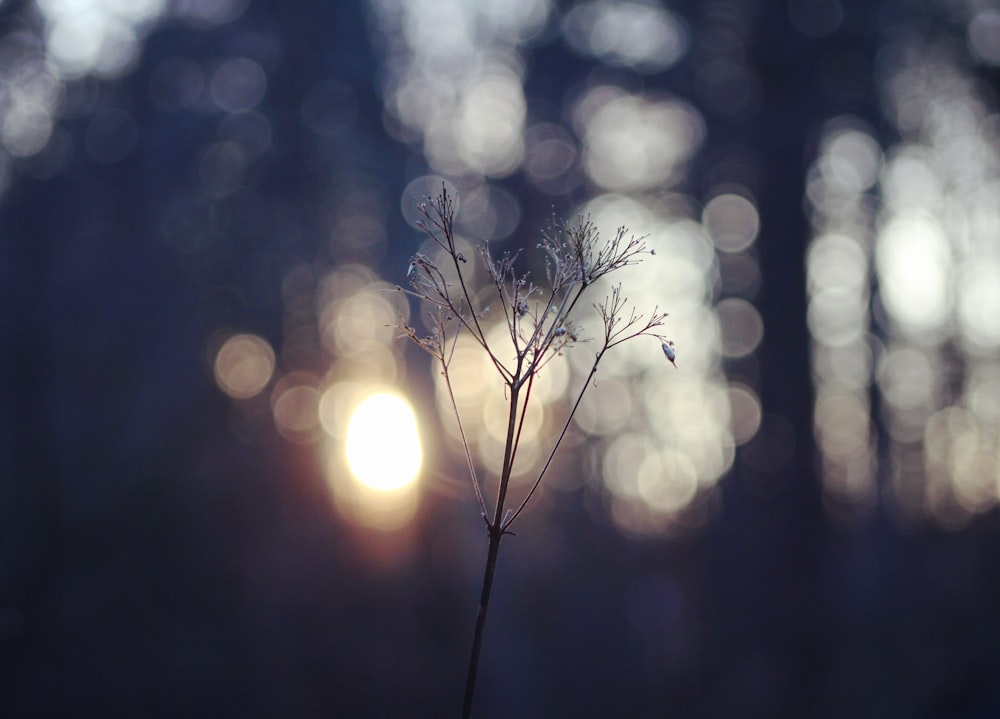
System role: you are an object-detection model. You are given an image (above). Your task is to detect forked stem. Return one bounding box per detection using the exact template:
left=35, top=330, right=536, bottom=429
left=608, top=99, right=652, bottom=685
left=398, top=187, right=671, bottom=719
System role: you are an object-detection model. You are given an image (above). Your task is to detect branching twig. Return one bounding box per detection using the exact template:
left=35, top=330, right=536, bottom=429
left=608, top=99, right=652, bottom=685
left=396, top=185, right=675, bottom=719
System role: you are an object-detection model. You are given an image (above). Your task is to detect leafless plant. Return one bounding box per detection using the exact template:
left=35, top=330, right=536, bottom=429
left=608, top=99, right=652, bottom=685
left=397, top=185, right=674, bottom=719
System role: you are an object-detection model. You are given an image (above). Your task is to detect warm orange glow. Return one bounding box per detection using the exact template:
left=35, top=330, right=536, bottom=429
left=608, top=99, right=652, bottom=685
left=346, top=393, right=422, bottom=492
left=320, top=389, right=423, bottom=532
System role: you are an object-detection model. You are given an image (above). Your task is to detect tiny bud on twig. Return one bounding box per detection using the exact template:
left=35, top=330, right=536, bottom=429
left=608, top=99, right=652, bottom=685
left=661, top=341, right=677, bottom=367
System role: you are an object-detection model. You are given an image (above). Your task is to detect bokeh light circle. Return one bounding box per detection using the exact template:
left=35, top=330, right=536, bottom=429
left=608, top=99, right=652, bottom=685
left=346, top=393, right=422, bottom=492
left=214, top=333, right=275, bottom=399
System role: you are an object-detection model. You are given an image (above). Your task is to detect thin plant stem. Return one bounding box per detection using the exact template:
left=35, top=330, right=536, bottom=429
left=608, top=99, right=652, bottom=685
left=461, top=528, right=502, bottom=719
left=506, top=370, right=536, bottom=480
left=461, top=375, right=521, bottom=718
left=493, top=374, right=522, bottom=528
left=441, top=359, right=488, bottom=519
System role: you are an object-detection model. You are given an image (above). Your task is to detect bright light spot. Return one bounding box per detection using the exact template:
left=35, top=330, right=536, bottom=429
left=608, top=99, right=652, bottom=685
left=402, top=0, right=477, bottom=62
left=316, top=263, right=385, bottom=309
left=601, top=430, right=706, bottom=536
left=574, top=378, right=633, bottom=436
left=810, top=37, right=1000, bottom=524
left=481, top=0, right=551, bottom=43
left=957, top=260, right=1000, bottom=349
left=579, top=193, right=715, bottom=284
left=322, top=290, right=398, bottom=356
left=562, top=1, right=688, bottom=72
left=880, top=150, right=941, bottom=210
left=38, top=0, right=165, bottom=78
left=579, top=88, right=704, bottom=191
left=214, top=333, right=275, bottom=399
left=453, top=69, right=526, bottom=176
left=0, top=44, right=61, bottom=159
left=875, top=212, right=952, bottom=337
left=637, top=374, right=734, bottom=487
left=807, top=233, right=868, bottom=296
left=346, top=393, right=422, bottom=492
left=531, top=351, right=570, bottom=402
left=434, top=336, right=495, bottom=418
left=812, top=339, right=874, bottom=386
left=808, top=287, right=867, bottom=347
left=319, top=382, right=366, bottom=439
left=822, top=128, right=881, bottom=192
left=577, top=193, right=656, bottom=247
left=603, top=432, right=657, bottom=500
left=428, top=321, right=562, bottom=479
left=806, top=227, right=871, bottom=439
left=640, top=448, right=698, bottom=513
left=2, top=103, right=54, bottom=158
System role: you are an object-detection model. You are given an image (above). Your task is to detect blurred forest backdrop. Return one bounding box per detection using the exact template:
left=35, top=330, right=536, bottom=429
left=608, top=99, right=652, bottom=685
left=4, top=0, right=1000, bottom=716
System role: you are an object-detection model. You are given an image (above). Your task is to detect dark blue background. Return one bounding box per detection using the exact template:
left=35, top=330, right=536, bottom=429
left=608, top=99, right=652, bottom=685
left=3, top=1, right=1000, bottom=717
